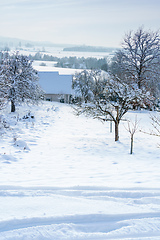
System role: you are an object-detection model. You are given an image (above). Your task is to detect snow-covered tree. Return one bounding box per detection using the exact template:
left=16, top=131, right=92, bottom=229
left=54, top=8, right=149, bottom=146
left=0, top=77, right=7, bottom=110
left=73, top=70, right=93, bottom=103
left=110, top=27, right=160, bottom=98
left=0, top=52, right=43, bottom=112
left=0, top=52, right=10, bottom=109
left=73, top=70, right=107, bottom=103
left=75, top=74, right=155, bottom=141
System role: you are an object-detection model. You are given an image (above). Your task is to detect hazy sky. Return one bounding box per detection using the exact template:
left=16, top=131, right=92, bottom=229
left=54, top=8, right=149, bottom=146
left=0, top=0, right=160, bottom=47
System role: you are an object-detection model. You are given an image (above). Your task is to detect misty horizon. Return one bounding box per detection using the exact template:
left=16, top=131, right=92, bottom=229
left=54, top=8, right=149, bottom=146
left=0, top=35, right=119, bottom=49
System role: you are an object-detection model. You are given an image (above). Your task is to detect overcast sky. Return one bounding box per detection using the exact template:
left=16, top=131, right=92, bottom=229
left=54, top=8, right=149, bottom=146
left=0, top=0, right=160, bottom=47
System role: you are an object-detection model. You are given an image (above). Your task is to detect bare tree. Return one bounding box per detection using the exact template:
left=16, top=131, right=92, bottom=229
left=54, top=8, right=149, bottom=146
left=140, top=114, right=160, bottom=147
left=110, top=27, right=160, bottom=98
left=125, top=117, right=139, bottom=154
left=150, top=114, right=160, bottom=137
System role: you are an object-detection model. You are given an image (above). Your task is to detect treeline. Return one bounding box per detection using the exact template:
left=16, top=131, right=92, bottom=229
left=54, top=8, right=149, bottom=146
left=56, top=56, right=108, bottom=71
left=63, top=45, right=116, bottom=52
left=29, top=52, right=59, bottom=62
left=28, top=52, right=108, bottom=71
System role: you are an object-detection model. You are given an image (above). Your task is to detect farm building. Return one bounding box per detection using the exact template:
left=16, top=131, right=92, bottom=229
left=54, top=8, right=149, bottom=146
left=38, top=71, right=73, bottom=103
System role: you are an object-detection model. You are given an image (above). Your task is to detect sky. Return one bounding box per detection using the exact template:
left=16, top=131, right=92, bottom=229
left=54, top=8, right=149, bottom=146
left=0, top=0, right=160, bottom=47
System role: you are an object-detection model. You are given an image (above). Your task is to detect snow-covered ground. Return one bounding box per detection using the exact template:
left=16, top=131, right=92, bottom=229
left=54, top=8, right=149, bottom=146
left=0, top=101, right=160, bottom=240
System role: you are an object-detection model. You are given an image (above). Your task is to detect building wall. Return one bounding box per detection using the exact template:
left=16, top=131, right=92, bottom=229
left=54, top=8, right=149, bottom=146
left=45, top=94, right=71, bottom=103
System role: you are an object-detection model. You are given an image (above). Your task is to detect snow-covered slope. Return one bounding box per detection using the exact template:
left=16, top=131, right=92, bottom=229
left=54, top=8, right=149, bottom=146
left=0, top=101, right=160, bottom=239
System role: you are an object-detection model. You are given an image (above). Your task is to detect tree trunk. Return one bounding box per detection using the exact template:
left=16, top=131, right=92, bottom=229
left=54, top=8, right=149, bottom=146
left=115, top=106, right=119, bottom=141
left=110, top=120, right=112, bottom=133
left=115, top=121, right=119, bottom=141
left=130, top=135, right=133, bottom=154
left=11, top=100, right=15, bottom=112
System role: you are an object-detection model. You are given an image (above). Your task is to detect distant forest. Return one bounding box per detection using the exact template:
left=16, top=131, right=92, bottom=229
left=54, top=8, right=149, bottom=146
left=63, top=45, right=116, bottom=52
left=29, top=52, right=108, bottom=71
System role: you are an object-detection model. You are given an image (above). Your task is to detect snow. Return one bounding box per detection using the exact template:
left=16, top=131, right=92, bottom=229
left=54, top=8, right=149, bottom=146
left=33, top=61, right=83, bottom=75
left=0, top=101, right=160, bottom=239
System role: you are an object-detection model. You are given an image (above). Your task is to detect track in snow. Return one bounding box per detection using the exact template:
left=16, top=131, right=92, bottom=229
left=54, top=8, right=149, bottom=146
left=0, top=186, right=160, bottom=239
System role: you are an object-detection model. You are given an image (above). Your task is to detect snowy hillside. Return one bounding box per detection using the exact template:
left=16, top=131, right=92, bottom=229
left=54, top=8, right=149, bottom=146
left=0, top=101, right=160, bottom=239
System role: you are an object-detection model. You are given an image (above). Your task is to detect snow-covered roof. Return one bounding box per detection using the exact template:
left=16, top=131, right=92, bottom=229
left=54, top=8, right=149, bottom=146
left=35, top=65, right=82, bottom=75
left=38, top=71, right=72, bottom=95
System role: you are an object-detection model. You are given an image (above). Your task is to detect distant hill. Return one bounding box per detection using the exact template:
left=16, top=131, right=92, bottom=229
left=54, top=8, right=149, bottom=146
left=0, top=36, right=74, bottom=49
left=0, top=36, right=118, bottom=52
left=63, top=45, right=117, bottom=52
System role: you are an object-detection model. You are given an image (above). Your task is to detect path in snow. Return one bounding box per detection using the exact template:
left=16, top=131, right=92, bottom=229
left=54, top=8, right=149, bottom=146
left=1, top=186, right=160, bottom=239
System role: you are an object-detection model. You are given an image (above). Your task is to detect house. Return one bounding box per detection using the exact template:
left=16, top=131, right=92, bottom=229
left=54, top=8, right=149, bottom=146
left=38, top=71, right=73, bottom=103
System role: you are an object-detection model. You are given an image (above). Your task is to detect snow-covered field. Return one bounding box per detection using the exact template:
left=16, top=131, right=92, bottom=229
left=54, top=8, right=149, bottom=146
left=0, top=101, right=160, bottom=240
left=19, top=46, right=113, bottom=59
